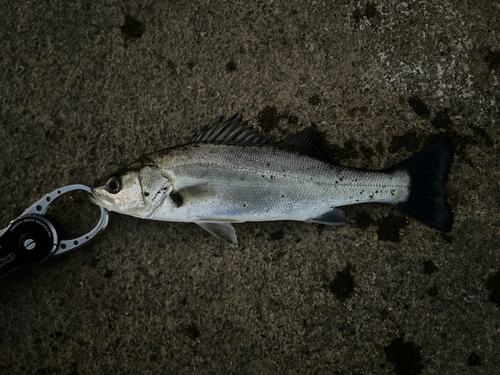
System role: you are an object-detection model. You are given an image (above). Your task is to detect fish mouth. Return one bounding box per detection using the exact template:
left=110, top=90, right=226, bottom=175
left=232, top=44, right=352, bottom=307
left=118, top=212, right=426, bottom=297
left=89, top=187, right=114, bottom=209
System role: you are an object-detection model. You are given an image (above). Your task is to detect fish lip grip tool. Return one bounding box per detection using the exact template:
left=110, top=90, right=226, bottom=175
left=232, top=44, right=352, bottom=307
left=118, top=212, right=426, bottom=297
left=0, top=184, right=109, bottom=277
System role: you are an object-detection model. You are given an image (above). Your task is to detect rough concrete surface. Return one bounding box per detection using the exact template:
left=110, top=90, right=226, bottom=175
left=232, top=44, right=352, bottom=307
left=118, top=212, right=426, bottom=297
left=1, top=1, right=499, bottom=374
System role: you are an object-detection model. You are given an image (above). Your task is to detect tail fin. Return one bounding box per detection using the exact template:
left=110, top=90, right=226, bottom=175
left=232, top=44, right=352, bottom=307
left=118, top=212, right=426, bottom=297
left=391, top=138, right=454, bottom=232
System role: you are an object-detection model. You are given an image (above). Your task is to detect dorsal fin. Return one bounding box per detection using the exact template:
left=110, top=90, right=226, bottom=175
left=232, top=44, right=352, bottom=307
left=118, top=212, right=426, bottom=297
left=279, top=126, right=336, bottom=164
left=192, top=114, right=268, bottom=144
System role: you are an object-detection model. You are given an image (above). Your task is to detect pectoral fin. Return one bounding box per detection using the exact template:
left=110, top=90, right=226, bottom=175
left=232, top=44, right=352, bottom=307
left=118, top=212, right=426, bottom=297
left=195, top=221, right=238, bottom=247
left=306, top=208, right=347, bottom=225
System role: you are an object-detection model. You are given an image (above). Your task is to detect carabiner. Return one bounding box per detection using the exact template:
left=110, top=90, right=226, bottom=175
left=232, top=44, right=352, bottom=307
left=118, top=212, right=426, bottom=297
left=0, top=185, right=109, bottom=277
left=19, top=184, right=110, bottom=255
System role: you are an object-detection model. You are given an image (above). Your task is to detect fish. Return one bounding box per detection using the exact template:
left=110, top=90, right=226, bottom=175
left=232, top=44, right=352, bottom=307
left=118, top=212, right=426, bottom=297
left=91, top=115, right=454, bottom=247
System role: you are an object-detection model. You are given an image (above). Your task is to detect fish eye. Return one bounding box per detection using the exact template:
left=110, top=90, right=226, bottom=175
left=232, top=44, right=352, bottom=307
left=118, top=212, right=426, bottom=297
left=105, top=176, right=122, bottom=194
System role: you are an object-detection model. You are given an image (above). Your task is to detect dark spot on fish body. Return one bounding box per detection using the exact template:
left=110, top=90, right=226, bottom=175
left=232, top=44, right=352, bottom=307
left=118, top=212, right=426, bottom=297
left=144, top=192, right=150, bottom=197
left=408, top=96, right=431, bottom=118
left=427, top=285, right=438, bottom=297
left=422, top=259, right=438, bottom=275
left=308, top=95, right=321, bottom=106
left=468, top=352, right=482, bottom=366
left=376, top=215, right=408, bottom=242
left=226, top=61, right=237, bottom=72
left=329, top=265, right=355, bottom=301
left=121, top=15, right=144, bottom=39
left=486, top=271, right=500, bottom=307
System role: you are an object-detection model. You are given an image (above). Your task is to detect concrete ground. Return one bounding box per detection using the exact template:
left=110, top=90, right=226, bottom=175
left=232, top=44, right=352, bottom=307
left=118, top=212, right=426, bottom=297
left=1, top=1, right=499, bottom=374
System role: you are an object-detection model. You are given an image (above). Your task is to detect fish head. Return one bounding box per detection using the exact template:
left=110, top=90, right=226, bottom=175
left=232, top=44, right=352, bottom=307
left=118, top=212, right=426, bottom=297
left=91, top=163, right=173, bottom=218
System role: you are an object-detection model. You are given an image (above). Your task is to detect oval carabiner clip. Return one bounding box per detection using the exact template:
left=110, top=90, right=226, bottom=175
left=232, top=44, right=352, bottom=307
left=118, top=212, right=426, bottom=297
left=21, top=184, right=110, bottom=256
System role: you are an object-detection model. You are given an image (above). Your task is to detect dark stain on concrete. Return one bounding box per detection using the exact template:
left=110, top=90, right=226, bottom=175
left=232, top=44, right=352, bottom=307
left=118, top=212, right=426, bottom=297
left=270, top=229, right=284, bottom=241
left=184, top=323, right=200, bottom=341
left=440, top=233, right=454, bottom=243
left=352, top=2, right=378, bottom=22
left=283, top=112, right=299, bottom=124
left=167, top=59, right=176, bottom=71
left=408, top=96, right=430, bottom=118
left=431, top=110, right=454, bottom=131
left=468, top=351, right=482, bottom=366
left=389, top=130, right=421, bottom=154
left=422, top=259, right=438, bottom=275
left=376, top=214, right=408, bottom=242
left=355, top=211, right=371, bottom=230
left=226, top=61, right=237, bottom=72
left=35, top=367, right=63, bottom=375
left=329, top=139, right=361, bottom=160
left=346, top=106, right=368, bottom=117
left=329, top=265, right=355, bottom=301
left=384, top=338, right=423, bottom=375
left=469, top=125, right=494, bottom=147
left=360, top=145, right=374, bottom=161
left=121, top=15, right=144, bottom=39
left=257, top=106, right=281, bottom=133
left=380, top=309, right=389, bottom=319
left=484, top=49, right=500, bottom=70
left=308, top=95, right=321, bottom=106
left=427, top=285, right=438, bottom=297
left=104, top=269, right=114, bottom=278
left=486, top=271, right=500, bottom=307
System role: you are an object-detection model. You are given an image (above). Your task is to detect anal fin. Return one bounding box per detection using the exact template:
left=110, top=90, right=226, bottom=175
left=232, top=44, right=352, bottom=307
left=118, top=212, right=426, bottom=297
left=195, top=221, right=238, bottom=247
left=306, top=208, right=347, bottom=225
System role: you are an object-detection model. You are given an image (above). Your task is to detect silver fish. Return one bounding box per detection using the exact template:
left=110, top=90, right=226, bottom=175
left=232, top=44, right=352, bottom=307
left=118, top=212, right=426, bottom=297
left=91, top=115, right=453, bottom=246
